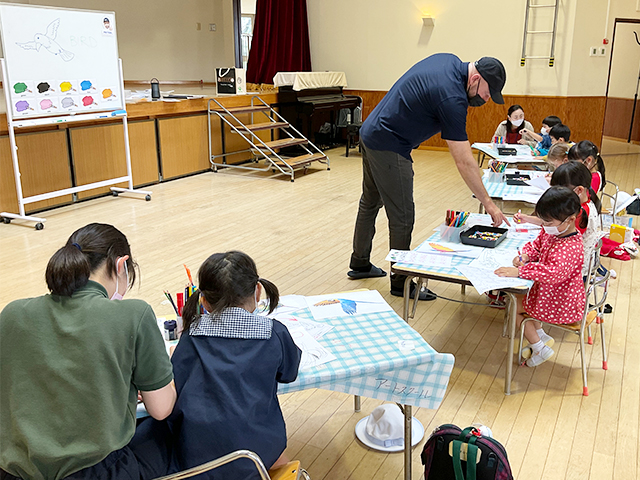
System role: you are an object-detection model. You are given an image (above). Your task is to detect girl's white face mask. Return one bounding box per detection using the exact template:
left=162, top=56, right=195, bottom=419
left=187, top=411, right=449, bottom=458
left=542, top=218, right=571, bottom=236
left=111, top=260, right=128, bottom=301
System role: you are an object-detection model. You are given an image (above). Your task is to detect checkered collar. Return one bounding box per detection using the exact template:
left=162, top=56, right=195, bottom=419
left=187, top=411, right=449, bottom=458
left=189, top=307, right=273, bottom=340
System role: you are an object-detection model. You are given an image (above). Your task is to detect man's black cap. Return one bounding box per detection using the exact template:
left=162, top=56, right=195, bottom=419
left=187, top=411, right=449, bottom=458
left=475, top=57, right=506, bottom=104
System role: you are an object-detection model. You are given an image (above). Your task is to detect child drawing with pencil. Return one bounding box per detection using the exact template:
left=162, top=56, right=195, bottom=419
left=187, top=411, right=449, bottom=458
left=160, top=251, right=301, bottom=479
left=495, top=186, right=585, bottom=367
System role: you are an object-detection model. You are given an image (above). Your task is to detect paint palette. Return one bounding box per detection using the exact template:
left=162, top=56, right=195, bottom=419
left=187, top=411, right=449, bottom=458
left=460, top=226, right=508, bottom=248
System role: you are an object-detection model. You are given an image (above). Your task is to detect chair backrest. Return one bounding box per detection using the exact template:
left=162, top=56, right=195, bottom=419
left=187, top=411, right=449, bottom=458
left=599, top=180, right=619, bottom=228
left=153, top=450, right=270, bottom=480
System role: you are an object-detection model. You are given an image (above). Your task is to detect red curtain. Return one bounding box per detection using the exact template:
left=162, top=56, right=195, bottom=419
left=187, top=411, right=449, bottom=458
left=246, top=0, right=312, bottom=84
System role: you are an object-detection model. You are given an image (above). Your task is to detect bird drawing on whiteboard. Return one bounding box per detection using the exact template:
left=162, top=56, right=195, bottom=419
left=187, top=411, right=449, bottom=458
left=16, top=18, right=74, bottom=62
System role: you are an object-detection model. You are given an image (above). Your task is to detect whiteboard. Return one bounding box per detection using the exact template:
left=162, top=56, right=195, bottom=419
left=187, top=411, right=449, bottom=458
left=0, top=3, right=124, bottom=119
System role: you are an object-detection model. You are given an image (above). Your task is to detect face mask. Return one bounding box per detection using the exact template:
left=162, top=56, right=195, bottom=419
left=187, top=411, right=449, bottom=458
left=467, top=84, right=485, bottom=107
left=511, top=118, right=524, bottom=127
left=543, top=221, right=569, bottom=236
left=110, top=260, right=128, bottom=300
left=540, top=127, right=548, bottom=135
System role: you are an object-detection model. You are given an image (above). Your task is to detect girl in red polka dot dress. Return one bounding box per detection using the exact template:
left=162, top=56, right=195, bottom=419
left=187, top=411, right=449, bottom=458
left=495, top=186, right=585, bottom=367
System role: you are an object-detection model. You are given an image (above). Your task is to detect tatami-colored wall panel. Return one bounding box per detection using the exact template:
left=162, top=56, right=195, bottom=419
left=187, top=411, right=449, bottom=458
left=129, top=120, right=160, bottom=187
left=0, top=130, right=72, bottom=214
left=70, top=123, right=129, bottom=200
left=158, top=115, right=210, bottom=180
left=348, top=90, right=607, bottom=149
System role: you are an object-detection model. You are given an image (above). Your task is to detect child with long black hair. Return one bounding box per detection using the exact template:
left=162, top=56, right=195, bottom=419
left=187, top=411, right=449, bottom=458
left=496, top=187, right=585, bottom=367
left=167, top=251, right=301, bottom=479
left=568, top=140, right=606, bottom=192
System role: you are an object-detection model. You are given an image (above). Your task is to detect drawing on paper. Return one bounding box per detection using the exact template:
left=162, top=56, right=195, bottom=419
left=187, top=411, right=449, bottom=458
left=80, top=80, right=94, bottom=91
left=429, top=242, right=456, bottom=252
left=61, top=97, right=75, bottom=108
left=37, top=82, right=53, bottom=93
left=13, top=82, right=30, bottom=94
left=313, top=298, right=382, bottom=315
left=60, top=81, right=74, bottom=92
left=15, top=100, right=32, bottom=112
left=39, top=99, right=56, bottom=110
left=81, top=95, right=96, bottom=106
left=16, top=18, right=75, bottom=62
left=102, top=88, right=114, bottom=99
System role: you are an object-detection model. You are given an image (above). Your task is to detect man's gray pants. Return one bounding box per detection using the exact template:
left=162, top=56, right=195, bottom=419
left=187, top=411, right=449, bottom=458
left=350, top=141, right=415, bottom=290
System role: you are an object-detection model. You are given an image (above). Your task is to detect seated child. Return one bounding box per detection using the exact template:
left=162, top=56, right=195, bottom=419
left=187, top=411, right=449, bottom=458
left=545, top=142, right=570, bottom=171
left=168, top=251, right=302, bottom=479
left=521, top=115, right=562, bottom=153
left=516, top=161, right=601, bottom=279
left=536, top=124, right=571, bottom=156
left=496, top=186, right=585, bottom=367
left=568, top=140, right=606, bottom=192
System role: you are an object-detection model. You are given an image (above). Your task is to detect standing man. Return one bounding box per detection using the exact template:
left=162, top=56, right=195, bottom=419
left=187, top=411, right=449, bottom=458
left=347, top=54, right=510, bottom=300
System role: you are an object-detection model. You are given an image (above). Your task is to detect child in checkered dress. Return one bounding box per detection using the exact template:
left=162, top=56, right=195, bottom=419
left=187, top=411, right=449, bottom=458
left=167, top=251, right=301, bottom=479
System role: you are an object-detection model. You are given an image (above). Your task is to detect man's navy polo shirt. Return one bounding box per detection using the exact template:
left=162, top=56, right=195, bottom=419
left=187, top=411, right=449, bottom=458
left=360, top=53, right=470, bottom=159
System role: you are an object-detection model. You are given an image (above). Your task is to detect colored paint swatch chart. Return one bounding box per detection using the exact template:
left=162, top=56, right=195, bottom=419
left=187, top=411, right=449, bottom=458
left=0, top=3, right=124, bottom=118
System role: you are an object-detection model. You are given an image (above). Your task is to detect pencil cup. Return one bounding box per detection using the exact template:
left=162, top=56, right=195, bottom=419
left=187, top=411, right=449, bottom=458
left=439, top=223, right=466, bottom=243
left=486, top=172, right=504, bottom=183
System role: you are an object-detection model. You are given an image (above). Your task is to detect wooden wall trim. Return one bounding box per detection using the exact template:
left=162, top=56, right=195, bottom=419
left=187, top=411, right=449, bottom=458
left=345, top=90, right=607, bottom=149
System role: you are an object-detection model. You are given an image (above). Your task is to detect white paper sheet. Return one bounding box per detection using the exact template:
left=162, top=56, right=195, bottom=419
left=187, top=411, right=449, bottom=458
left=385, top=249, right=452, bottom=267
left=257, top=294, right=307, bottom=317
left=525, top=176, right=551, bottom=192
left=285, top=325, right=337, bottom=370
left=416, top=242, right=483, bottom=259
left=502, top=193, right=542, bottom=204
left=305, top=290, right=394, bottom=321
left=468, top=248, right=520, bottom=270
left=456, top=265, right=532, bottom=295
left=274, top=314, right=334, bottom=340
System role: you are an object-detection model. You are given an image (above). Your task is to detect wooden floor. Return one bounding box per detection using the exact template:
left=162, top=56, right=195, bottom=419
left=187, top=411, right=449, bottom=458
left=1, top=139, right=639, bottom=480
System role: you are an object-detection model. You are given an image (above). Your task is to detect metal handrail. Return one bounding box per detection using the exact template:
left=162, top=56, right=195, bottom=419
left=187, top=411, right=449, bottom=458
left=153, top=450, right=270, bottom=480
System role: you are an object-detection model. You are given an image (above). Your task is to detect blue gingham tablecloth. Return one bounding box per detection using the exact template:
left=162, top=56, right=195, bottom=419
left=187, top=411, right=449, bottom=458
left=278, top=309, right=455, bottom=410
left=393, top=231, right=532, bottom=286
left=483, top=178, right=527, bottom=198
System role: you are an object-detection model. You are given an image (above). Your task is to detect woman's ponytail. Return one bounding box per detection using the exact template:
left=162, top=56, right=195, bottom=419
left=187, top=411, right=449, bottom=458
left=45, top=243, right=91, bottom=296
left=259, top=278, right=280, bottom=315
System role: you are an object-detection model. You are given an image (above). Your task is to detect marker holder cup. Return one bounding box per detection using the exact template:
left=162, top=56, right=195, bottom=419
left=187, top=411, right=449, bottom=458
left=486, top=172, right=505, bottom=183
left=439, top=223, right=467, bottom=243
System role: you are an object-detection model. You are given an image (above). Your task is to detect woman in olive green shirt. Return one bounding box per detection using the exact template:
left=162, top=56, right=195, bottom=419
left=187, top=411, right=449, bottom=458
left=0, top=223, right=176, bottom=480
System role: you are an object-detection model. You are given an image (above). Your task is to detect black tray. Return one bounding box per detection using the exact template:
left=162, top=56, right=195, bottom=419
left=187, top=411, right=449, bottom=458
left=506, top=173, right=530, bottom=186
left=460, top=226, right=508, bottom=248
left=497, top=147, right=517, bottom=156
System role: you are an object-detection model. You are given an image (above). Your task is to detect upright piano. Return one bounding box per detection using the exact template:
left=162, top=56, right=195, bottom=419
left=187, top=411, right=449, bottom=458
left=277, top=86, right=362, bottom=149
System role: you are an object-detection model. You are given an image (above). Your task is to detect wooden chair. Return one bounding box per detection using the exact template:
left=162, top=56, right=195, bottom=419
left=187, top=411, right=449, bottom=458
left=517, top=246, right=610, bottom=396
left=153, top=450, right=310, bottom=480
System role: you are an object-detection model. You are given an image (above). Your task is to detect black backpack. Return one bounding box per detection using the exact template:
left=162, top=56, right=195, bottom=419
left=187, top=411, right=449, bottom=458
left=421, top=425, right=513, bottom=480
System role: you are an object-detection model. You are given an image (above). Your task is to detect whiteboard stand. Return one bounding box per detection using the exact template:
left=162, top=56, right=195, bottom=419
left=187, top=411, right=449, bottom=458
left=0, top=59, right=152, bottom=231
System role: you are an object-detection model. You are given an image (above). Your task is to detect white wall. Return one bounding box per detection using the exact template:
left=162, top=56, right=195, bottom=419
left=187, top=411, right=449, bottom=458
left=0, top=0, right=236, bottom=81
left=306, top=0, right=640, bottom=96
left=241, top=0, right=256, bottom=15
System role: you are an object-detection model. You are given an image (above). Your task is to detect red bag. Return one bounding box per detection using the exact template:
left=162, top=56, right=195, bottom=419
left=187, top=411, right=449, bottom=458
left=600, top=237, right=631, bottom=261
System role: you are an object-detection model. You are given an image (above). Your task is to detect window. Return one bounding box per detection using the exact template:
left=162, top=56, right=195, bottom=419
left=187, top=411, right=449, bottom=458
left=241, top=15, right=254, bottom=70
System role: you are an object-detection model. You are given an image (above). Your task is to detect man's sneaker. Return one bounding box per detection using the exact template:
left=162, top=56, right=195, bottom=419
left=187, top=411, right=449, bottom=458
left=526, top=345, right=554, bottom=367
left=521, top=333, right=554, bottom=359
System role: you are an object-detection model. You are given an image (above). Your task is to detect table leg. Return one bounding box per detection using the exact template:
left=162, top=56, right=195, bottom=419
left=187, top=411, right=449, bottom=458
left=504, top=292, right=517, bottom=395
left=403, top=404, right=412, bottom=480
left=410, top=278, right=423, bottom=320
left=402, top=276, right=412, bottom=322
left=354, top=395, right=361, bottom=412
